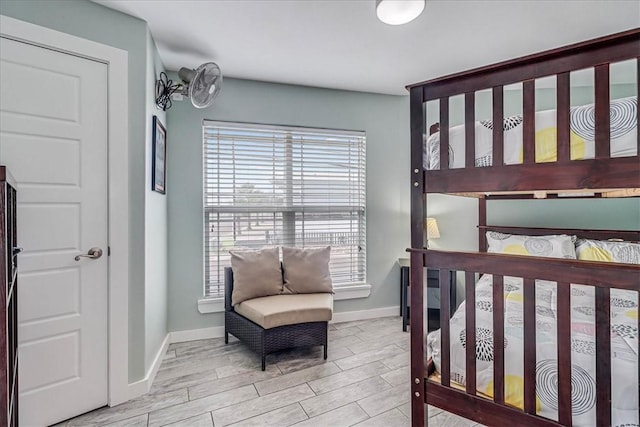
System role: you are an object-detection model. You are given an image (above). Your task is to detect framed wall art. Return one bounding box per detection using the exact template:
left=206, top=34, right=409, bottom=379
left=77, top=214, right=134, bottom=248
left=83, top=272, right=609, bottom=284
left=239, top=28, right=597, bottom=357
left=152, top=115, right=166, bottom=194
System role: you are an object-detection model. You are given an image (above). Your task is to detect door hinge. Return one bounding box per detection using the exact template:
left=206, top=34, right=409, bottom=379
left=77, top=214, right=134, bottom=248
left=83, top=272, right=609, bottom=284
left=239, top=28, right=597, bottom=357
left=108, top=246, right=111, bottom=256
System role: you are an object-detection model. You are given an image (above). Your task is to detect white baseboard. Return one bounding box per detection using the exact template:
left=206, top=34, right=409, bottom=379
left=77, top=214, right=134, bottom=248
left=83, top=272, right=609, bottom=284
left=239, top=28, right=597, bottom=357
left=127, top=377, right=148, bottom=401
left=331, top=306, right=399, bottom=324
left=127, top=333, right=170, bottom=400
left=170, top=325, right=225, bottom=343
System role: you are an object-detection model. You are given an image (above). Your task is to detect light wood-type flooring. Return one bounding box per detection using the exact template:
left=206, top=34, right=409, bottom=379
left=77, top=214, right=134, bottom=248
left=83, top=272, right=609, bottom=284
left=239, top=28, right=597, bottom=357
left=58, top=316, right=483, bottom=427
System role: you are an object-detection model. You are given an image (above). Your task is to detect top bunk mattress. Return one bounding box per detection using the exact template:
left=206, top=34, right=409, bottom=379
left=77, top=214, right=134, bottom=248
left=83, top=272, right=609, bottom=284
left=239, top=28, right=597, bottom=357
left=423, top=96, right=638, bottom=170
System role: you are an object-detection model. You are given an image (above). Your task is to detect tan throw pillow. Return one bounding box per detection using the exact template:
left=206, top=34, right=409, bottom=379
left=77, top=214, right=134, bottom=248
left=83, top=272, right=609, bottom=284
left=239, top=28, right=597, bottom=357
left=282, top=246, right=333, bottom=294
left=230, top=247, right=283, bottom=306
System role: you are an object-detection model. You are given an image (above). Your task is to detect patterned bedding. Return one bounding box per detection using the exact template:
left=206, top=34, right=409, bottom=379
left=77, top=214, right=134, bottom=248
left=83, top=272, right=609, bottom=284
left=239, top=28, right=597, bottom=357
left=426, top=275, right=639, bottom=426
left=423, top=96, right=638, bottom=170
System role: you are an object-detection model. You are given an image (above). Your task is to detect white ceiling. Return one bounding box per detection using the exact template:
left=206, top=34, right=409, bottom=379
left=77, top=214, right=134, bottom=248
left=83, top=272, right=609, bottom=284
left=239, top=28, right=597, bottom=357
left=93, top=0, right=639, bottom=96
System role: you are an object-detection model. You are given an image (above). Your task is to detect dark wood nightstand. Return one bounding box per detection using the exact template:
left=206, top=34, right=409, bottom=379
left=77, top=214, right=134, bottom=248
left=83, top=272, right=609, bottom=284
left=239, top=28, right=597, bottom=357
left=400, top=264, right=456, bottom=332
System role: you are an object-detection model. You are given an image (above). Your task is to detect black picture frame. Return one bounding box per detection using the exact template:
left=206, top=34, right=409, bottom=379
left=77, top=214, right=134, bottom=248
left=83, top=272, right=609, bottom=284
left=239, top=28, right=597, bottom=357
left=152, top=116, right=166, bottom=194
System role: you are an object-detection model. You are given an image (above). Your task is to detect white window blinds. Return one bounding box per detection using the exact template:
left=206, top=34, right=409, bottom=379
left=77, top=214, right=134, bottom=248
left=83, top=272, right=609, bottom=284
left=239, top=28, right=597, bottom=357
left=203, top=121, right=366, bottom=298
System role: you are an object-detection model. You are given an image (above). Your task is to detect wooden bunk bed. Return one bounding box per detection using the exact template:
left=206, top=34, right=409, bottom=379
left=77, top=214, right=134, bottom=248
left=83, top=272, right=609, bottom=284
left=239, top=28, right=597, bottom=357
left=406, top=29, right=640, bottom=426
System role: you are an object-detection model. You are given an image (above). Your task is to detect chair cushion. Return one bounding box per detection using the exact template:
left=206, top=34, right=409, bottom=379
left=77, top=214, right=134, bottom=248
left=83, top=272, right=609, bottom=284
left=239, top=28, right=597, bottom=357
left=230, top=247, right=283, bottom=306
left=282, top=246, right=333, bottom=294
left=234, top=293, right=333, bottom=329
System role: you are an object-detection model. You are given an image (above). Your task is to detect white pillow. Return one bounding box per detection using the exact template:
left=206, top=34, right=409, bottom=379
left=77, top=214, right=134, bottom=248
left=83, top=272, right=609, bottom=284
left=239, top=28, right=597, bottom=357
left=575, top=239, right=640, bottom=264
left=486, top=231, right=577, bottom=259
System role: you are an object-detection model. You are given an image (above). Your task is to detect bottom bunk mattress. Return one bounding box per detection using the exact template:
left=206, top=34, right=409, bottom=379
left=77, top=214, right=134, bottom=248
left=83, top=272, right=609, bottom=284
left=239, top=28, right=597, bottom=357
left=426, top=274, right=639, bottom=427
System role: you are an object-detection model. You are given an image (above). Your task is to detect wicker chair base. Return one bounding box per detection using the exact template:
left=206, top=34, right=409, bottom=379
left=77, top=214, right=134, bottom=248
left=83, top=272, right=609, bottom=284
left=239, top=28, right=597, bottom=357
left=225, top=311, right=328, bottom=370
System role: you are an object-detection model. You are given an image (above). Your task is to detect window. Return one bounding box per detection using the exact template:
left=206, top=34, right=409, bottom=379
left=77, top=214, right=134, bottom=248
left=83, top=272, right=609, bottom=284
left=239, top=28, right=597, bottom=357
left=203, top=121, right=366, bottom=298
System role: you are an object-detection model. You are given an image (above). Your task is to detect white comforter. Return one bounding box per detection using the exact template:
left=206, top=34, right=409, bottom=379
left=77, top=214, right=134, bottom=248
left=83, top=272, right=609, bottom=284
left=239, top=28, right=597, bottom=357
left=424, top=96, right=638, bottom=170
left=426, top=274, right=639, bottom=426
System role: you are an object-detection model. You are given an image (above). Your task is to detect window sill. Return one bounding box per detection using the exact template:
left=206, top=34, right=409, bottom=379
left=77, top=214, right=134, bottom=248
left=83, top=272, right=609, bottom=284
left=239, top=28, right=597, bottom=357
left=333, top=283, right=372, bottom=300
left=198, top=283, right=371, bottom=314
left=197, top=297, right=225, bottom=314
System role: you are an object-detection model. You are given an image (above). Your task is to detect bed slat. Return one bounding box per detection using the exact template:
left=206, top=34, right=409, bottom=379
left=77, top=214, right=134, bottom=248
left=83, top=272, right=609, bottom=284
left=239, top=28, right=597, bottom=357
left=523, top=278, right=537, bottom=415
left=636, top=57, right=639, bottom=157
left=493, top=274, right=505, bottom=405
left=595, top=286, right=611, bottom=426
left=465, top=271, right=477, bottom=395
left=556, top=282, right=572, bottom=426
left=556, top=72, right=571, bottom=163
left=479, top=197, right=487, bottom=251
left=465, top=92, right=475, bottom=169
left=440, top=97, right=450, bottom=170
left=594, top=64, right=611, bottom=159
left=523, top=80, right=535, bottom=164
left=492, top=87, right=504, bottom=166
left=440, top=268, right=451, bottom=387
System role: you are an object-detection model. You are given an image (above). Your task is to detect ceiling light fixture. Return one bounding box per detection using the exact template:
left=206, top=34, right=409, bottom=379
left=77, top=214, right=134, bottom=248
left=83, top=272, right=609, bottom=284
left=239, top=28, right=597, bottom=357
left=376, top=0, right=425, bottom=25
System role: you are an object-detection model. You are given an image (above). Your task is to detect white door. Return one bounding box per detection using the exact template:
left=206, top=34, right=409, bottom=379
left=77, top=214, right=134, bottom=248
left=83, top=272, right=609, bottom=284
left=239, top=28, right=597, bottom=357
left=0, top=37, right=108, bottom=426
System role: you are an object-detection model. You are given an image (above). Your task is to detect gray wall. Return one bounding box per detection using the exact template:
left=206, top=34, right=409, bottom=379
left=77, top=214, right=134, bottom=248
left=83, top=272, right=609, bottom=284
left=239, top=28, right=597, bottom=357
left=144, top=31, right=168, bottom=372
left=488, top=198, right=640, bottom=230
left=426, top=194, right=478, bottom=252
left=166, top=77, right=410, bottom=332
left=0, top=0, right=164, bottom=382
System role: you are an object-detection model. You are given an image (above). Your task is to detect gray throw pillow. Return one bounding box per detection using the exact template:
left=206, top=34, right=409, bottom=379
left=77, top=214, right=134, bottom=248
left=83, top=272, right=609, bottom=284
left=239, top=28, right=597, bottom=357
left=282, top=246, right=333, bottom=294
left=230, top=247, right=283, bottom=306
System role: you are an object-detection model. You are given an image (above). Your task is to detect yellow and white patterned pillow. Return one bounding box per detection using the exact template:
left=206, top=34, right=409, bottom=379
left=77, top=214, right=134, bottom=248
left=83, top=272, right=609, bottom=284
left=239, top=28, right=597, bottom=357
left=575, top=239, right=640, bottom=264
left=486, top=232, right=577, bottom=259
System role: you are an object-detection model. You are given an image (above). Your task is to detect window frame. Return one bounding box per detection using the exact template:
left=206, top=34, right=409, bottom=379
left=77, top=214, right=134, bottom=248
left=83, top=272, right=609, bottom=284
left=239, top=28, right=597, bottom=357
left=198, top=121, right=369, bottom=312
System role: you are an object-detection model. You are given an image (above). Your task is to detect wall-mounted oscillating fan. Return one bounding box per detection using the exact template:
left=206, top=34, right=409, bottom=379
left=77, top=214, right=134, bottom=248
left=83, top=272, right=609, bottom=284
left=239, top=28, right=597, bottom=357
left=155, top=62, right=222, bottom=111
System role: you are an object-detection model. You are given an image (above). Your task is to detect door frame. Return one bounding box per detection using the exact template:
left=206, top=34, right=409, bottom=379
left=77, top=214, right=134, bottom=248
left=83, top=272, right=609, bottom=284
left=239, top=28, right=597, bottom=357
left=0, top=15, right=130, bottom=406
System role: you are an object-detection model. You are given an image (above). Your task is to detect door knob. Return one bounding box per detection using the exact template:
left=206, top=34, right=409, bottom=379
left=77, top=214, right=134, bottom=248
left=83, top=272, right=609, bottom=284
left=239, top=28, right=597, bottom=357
left=74, top=247, right=103, bottom=261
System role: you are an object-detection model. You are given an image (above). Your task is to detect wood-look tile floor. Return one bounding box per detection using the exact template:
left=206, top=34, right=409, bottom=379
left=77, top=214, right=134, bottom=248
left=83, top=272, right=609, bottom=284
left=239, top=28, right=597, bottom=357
left=59, top=317, right=483, bottom=427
